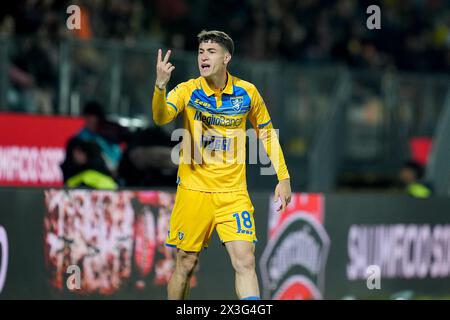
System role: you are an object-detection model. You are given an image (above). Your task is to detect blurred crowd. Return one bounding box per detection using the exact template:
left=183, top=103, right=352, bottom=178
left=1, top=0, right=448, bottom=114
left=0, top=0, right=446, bottom=192
left=1, top=0, right=449, bottom=71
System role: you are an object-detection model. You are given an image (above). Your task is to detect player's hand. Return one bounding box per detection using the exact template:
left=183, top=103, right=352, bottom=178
left=155, top=49, right=175, bottom=90
left=274, top=179, right=292, bottom=213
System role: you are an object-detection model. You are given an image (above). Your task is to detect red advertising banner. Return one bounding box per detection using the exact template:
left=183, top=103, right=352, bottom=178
left=0, top=113, right=84, bottom=186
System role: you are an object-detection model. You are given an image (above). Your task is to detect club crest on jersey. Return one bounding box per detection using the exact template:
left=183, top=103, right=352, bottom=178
left=178, top=231, right=184, bottom=240
left=230, top=96, right=244, bottom=111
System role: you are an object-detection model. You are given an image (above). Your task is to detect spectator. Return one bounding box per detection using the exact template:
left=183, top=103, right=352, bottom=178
left=76, top=101, right=130, bottom=176
left=398, top=161, right=433, bottom=198
left=60, top=137, right=117, bottom=189
left=9, top=37, right=57, bottom=113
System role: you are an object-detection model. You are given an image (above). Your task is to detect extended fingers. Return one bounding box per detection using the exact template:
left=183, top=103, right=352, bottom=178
left=163, top=49, right=172, bottom=63
left=157, top=49, right=162, bottom=63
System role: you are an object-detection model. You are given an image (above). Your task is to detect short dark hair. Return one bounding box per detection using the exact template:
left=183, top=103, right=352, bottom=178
left=82, top=100, right=105, bottom=120
left=197, top=30, right=234, bottom=55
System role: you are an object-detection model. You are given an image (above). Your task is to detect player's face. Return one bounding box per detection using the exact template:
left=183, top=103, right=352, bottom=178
left=198, top=41, right=230, bottom=78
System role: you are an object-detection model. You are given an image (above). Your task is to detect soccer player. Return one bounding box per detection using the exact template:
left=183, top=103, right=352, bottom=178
left=152, top=30, right=291, bottom=300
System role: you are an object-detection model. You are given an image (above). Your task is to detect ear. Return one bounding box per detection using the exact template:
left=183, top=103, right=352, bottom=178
left=224, top=52, right=231, bottom=65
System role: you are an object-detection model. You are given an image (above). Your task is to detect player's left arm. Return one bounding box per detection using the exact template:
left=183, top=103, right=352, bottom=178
left=248, top=86, right=292, bottom=212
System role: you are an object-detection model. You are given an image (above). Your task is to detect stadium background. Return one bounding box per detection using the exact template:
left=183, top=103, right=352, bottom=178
left=0, top=0, right=450, bottom=299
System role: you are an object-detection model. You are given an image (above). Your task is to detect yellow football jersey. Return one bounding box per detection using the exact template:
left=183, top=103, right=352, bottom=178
left=152, top=72, right=290, bottom=192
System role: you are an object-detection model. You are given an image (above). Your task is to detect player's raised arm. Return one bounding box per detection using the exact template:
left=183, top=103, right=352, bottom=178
left=152, top=49, right=181, bottom=125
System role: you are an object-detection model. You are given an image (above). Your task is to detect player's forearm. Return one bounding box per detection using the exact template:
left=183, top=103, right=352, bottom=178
left=259, top=124, right=290, bottom=181
left=152, top=86, right=177, bottom=125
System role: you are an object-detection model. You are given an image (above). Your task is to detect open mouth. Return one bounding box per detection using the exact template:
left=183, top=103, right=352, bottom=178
left=201, top=63, right=211, bottom=71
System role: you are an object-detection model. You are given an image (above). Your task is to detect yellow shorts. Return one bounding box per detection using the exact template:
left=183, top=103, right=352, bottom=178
left=166, top=186, right=257, bottom=252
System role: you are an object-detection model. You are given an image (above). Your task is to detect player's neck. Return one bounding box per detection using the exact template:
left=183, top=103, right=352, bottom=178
left=205, top=71, right=227, bottom=92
